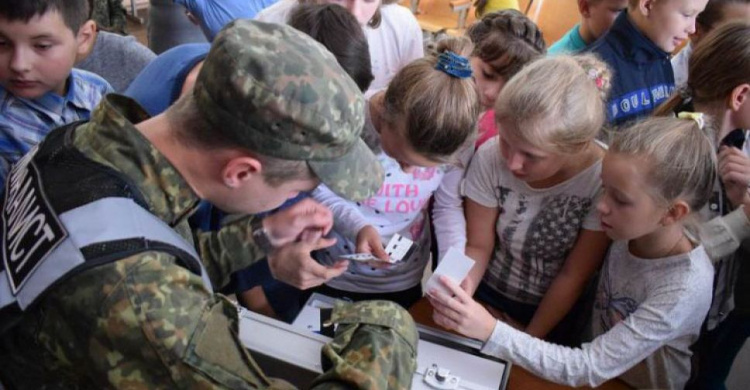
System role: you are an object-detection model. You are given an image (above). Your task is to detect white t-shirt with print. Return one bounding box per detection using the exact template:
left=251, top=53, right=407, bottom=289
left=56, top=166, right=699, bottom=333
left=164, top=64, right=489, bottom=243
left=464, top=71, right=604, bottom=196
left=481, top=241, right=713, bottom=389
left=463, top=136, right=603, bottom=304
left=255, top=0, right=424, bottom=98
left=313, top=154, right=446, bottom=293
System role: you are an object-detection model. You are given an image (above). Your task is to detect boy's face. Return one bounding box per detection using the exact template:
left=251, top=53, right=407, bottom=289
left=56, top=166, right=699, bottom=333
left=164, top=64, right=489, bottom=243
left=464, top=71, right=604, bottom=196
left=638, top=0, right=708, bottom=52
left=0, top=11, right=89, bottom=99
left=585, top=0, right=628, bottom=39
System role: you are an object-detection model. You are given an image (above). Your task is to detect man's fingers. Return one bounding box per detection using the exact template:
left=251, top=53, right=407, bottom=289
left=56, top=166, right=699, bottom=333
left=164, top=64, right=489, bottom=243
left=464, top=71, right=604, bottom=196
left=299, top=228, right=323, bottom=243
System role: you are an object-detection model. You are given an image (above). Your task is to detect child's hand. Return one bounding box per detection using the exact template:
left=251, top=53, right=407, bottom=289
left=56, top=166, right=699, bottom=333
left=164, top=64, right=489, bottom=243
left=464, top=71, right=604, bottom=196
left=355, top=225, right=391, bottom=268
left=427, top=275, right=496, bottom=342
left=719, top=146, right=750, bottom=208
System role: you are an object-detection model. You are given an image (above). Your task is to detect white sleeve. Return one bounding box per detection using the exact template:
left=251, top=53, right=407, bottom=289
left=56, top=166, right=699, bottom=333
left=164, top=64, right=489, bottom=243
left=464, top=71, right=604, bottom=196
left=463, top=141, right=501, bottom=208
left=700, top=207, right=750, bottom=261
left=432, top=147, right=473, bottom=259
left=399, top=9, right=424, bottom=67
left=480, top=283, right=700, bottom=387
left=312, top=185, right=369, bottom=242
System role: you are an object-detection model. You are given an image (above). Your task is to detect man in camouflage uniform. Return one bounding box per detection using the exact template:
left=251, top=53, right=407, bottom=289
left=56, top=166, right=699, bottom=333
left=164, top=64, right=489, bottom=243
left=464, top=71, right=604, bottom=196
left=0, top=20, right=417, bottom=389
left=89, top=0, right=128, bottom=34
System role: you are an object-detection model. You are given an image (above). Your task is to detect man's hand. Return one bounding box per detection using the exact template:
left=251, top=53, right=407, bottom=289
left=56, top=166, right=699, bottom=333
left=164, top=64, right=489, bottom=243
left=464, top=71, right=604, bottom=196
left=262, top=198, right=334, bottom=248
left=267, top=236, right=347, bottom=290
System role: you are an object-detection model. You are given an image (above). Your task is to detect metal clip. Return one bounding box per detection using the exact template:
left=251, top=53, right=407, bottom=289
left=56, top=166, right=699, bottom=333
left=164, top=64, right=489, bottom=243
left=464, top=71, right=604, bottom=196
left=424, top=364, right=460, bottom=389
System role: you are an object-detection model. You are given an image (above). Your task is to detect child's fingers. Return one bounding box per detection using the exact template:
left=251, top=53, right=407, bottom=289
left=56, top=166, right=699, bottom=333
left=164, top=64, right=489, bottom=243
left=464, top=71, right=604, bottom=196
left=438, top=275, right=471, bottom=304
left=370, top=241, right=390, bottom=262
left=433, top=311, right=459, bottom=331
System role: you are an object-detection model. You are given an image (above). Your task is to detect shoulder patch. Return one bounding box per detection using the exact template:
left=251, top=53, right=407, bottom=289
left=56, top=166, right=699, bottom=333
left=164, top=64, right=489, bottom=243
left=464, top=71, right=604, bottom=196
left=2, top=147, right=67, bottom=294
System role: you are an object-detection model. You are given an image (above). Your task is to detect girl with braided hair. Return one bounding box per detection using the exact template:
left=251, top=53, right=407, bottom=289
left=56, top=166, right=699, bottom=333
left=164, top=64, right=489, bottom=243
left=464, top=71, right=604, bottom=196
left=466, top=9, right=547, bottom=147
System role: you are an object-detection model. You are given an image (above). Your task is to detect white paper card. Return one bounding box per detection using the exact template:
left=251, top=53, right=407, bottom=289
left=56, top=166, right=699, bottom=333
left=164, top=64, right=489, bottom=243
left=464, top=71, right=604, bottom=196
left=384, top=233, right=414, bottom=262
left=425, top=246, right=475, bottom=296
left=338, top=253, right=380, bottom=262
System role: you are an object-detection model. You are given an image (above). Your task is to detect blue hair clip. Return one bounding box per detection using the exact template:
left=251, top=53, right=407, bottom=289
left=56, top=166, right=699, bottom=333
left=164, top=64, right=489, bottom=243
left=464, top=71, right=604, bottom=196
left=435, top=51, right=472, bottom=79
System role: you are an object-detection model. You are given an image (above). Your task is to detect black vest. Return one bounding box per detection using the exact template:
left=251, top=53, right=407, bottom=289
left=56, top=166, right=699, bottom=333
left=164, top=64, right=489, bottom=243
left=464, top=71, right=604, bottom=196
left=0, top=122, right=211, bottom=334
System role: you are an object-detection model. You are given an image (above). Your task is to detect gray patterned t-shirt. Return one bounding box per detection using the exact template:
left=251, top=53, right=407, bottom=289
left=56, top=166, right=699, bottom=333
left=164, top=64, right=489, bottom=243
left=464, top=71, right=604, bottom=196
left=463, top=137, right=603, bottom=304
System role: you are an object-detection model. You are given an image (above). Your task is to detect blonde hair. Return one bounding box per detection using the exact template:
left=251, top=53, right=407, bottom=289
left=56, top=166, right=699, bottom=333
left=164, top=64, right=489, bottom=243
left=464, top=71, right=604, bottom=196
left=655, top=21, right=750, bottom=133
left=609, top=116, right=716, bottom=211
left=383, top=37, right=480, bottom=162
left=494, top=54, right=611, bottom=154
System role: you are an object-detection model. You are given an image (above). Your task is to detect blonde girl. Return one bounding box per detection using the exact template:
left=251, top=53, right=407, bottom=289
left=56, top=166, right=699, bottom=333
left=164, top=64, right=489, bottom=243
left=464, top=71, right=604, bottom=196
left=467, top=9, right=546, bottom=146
left=656, top=21, right=750, bottom=389
left=459, top=54, right=612, bottom=346
left=310, top=38, right=479, bottom=307
left=429, top=116, right=716, bottom=390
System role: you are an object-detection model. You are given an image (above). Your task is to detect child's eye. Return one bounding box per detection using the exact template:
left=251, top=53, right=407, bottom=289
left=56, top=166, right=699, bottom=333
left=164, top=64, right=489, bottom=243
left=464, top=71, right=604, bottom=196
left=482, top=70, right=495, bottom=80
left=35, top=44, right=52, bottom=50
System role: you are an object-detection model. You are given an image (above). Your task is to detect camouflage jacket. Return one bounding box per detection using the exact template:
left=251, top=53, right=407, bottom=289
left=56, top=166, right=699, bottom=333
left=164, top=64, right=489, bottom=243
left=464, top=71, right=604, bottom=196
left=90, top=0, right=128, bottom=34
left=0, top=95, right=417, bottom=389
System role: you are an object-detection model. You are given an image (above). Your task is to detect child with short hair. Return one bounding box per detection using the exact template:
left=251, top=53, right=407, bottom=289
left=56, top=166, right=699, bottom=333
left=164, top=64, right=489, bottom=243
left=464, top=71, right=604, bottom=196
left=459, top=55, right=612, bottom=346
left=655, top=21, right=750, bottom=388
left=548, top=0, right=628, bottom=55
left=310, top=38, right=479, bottom=308
left=0, top=0, right=113, bottom=191
left=589, top=0, right=708, bottom=125
left=671, top=0, right=750, bottom=89
left=467, top=9, right=546, bottom=147
left=430, top=115, right=716, bottom=390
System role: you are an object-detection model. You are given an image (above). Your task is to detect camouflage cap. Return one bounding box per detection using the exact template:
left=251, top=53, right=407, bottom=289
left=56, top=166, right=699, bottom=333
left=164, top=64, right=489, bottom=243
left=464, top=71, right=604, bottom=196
left=193, top=19, right=383, bottom=201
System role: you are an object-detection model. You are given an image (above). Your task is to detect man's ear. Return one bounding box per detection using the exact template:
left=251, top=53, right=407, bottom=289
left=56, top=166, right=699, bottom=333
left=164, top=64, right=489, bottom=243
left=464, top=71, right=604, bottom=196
left=221, top=156, right=262, bottom=188
left=75, top=20, right=98, bottom=62
left=660, top=200, right=691, bottom=226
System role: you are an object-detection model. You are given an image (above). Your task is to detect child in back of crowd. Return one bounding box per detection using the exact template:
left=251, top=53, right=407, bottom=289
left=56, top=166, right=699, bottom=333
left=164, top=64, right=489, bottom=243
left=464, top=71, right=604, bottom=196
left=77, top=0, right=156, bottom=92
left=460, top=55, right=611, bottom=346
left=590, top=0, right=708, bottom=126
left=430, top=115, right=716, bottom=390
left=467, top=9, right=546, bottom=147
left=548, top=0, right=628, bottom=55
left=474, top=0, right=519, bottom=17
left=309, top=38, right=479, bottom=308
left=256, top=0, right=423, bottom=98
left=654, top=21, right=750, bottom=389
left=0, top=0, right=112, bottom=192
left=672, top=0, right=750, bottom=89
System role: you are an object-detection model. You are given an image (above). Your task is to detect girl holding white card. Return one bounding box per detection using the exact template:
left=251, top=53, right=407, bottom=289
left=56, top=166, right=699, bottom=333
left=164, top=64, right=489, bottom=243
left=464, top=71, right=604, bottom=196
left=457, top=55, right=612, bottom=346
left=428, top=115, right=716, bottom=389
left=310, top=38, right=479, bottom=308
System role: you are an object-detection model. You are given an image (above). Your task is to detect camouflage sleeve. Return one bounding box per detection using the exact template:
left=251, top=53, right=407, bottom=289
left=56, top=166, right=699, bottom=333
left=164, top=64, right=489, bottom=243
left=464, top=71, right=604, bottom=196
left=311, top=301, right=418, bottom=390
left=87, top=253, right=277, bottom=389
left=90, top=0, right=128, bottom=34
left=194, top=215, right=268, bottom=290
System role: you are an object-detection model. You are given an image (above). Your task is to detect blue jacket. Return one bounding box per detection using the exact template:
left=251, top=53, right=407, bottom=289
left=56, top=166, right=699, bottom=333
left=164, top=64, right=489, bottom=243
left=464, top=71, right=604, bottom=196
left=589, top=13, right=674, bottom=126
